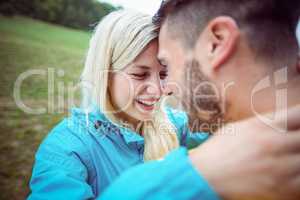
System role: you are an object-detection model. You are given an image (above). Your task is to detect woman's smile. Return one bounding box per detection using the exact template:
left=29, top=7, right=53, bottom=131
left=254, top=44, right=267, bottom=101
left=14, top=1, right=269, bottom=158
left=135, top=97, right=159, bottom=112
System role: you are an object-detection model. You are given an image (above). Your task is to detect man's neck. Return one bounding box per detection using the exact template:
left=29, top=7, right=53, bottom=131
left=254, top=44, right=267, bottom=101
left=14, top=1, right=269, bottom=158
left=248, top=75, right=300, bottom=120
left=287, top=76, right=300, bottom=108
left=229, top=69, right=300, bottom=123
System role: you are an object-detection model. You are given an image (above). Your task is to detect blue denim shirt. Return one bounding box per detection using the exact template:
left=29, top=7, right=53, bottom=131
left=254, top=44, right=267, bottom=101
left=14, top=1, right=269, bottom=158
left=28, top=107, right=220, bottom=200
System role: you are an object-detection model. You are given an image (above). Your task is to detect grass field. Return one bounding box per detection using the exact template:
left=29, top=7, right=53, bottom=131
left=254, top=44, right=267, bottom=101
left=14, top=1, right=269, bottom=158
left=0, top=15, right=91, bottom=199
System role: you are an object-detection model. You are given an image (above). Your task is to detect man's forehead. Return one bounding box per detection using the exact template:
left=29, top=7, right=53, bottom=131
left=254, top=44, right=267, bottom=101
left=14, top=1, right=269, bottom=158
left=157, top=24, right=170, bottom=61
left=158, top=22, right=171, bottom=44
left=158, top=23, right=181, bottom=60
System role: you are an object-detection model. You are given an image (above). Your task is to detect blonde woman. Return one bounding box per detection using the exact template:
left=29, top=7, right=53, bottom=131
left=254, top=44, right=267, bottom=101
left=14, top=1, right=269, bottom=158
left=28, top=10, right=210, bottom=199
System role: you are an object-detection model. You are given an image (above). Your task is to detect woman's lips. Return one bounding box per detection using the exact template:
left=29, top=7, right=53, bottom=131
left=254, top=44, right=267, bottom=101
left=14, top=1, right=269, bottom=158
left=136, top=99, right=157, bottom=111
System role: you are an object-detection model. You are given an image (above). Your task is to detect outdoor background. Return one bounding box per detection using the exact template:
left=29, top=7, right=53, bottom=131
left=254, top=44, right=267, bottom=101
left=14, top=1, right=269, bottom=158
left=0, top=1, right=299, bottom=199
left=0, top=0, right=164, bottom=198
left=0, top=1, right=119, bottom=199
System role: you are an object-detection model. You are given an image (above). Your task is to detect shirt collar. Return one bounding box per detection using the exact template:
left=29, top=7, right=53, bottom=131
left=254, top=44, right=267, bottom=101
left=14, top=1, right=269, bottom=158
left=71, top=107, right=145, bottom=146
left=120, top=126, right=144, bottom=146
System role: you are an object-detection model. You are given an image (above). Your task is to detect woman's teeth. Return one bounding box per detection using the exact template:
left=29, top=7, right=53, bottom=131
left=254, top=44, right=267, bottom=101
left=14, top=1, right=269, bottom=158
left=137, top=99, right=156, bottom=106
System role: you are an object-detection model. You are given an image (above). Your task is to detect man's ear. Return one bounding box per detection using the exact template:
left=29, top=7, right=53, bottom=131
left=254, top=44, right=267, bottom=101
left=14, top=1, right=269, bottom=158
left=200, top=16, right=240, bottom=71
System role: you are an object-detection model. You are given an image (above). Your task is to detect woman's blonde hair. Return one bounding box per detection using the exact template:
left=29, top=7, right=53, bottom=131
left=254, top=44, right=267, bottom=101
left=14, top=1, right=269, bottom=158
left=81, top=10, right=179, bottom=161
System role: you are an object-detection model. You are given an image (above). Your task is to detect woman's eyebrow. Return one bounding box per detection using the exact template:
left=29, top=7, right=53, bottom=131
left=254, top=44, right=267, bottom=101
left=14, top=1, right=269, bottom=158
left=133, top=65, right=151, bottom=70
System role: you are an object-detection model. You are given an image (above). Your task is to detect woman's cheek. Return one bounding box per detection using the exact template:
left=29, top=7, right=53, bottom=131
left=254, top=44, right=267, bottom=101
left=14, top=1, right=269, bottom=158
left=119, top=79, right=139, bottom=110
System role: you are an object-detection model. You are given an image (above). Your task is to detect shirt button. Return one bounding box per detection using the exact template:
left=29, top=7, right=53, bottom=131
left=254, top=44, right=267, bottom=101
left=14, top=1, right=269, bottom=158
left=94, top=120, right=102, bottom=129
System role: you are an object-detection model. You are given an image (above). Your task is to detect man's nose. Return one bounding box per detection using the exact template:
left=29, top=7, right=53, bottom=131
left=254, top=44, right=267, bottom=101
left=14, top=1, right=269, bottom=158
left=162, top=84, right=173, bottom=96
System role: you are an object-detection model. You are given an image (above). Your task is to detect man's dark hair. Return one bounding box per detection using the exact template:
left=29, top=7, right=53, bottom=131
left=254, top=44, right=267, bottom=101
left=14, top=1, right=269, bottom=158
left=153, top=0, right=300, bottom=63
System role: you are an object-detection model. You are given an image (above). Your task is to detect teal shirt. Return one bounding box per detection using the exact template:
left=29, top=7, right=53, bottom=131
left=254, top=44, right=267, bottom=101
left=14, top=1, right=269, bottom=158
left=28, top=107, right=220, bottom=200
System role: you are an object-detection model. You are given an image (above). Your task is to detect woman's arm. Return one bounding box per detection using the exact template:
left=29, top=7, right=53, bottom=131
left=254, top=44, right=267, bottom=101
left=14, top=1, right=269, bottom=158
left=28, top=115, right=219, bottom=200
left=28, top=148, right=94, bottom=199
left=98, top=147, right=220, bottom=200
left=29, top=140, right=219, bottom=200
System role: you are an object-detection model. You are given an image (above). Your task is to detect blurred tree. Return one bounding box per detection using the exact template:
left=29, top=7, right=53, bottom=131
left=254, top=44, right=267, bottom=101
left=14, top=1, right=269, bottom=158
left=0, top=0, right=119, bottom=30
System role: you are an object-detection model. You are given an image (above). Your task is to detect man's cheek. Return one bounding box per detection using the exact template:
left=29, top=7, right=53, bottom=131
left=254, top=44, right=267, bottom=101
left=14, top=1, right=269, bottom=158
left=297, top=54, right=300, bottom=73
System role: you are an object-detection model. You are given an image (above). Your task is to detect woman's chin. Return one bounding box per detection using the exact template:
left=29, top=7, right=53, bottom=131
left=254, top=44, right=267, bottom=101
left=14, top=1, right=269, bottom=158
left=134, top=113, right=152, bottom=122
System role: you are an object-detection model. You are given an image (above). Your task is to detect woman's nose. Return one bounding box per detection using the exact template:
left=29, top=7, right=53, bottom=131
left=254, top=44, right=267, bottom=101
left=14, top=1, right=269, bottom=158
left=146, top=82, right=163, bottom=96
left=145, top=76, right=164, bottom=96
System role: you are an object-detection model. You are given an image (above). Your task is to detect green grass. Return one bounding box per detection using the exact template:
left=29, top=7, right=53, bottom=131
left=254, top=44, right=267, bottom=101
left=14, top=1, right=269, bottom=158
left=0, top=15, right=91, bottom=199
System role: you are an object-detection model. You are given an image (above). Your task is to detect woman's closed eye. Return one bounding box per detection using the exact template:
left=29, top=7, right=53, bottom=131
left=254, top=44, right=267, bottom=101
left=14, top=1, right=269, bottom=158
left=130, top=72, right=149, bottom=80
left=129, top=71, right=168, bottom=80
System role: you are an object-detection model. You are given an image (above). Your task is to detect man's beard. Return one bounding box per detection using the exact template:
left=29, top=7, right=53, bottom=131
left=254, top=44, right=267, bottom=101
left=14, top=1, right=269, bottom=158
left=181, top=59, right=225, bottom=133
